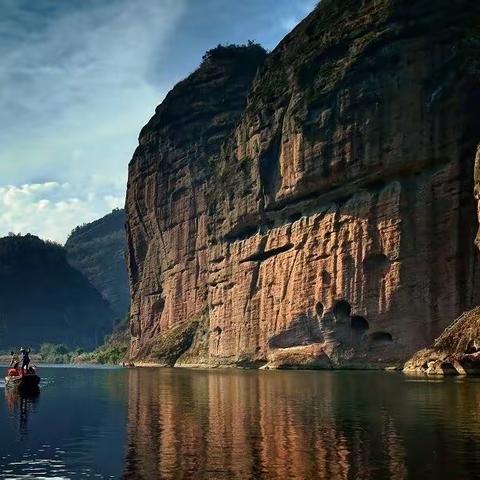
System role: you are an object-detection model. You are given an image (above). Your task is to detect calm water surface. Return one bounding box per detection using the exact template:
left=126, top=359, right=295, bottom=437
left=1, top=366, right=480, bottom=479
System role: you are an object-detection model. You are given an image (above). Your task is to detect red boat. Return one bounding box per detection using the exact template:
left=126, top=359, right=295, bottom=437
left=5, top=368, right=40, bottom=393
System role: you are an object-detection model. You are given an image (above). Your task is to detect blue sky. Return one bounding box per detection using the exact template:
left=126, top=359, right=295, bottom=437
left=0, top=0, right=316, bottom=243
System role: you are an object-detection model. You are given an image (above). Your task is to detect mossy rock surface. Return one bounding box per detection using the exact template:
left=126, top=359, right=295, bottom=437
left=147, top=320, right=201, bottom=367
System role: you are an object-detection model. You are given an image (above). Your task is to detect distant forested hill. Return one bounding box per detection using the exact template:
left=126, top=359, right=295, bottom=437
left=0, top=234, right=114, bottom=350
left=65, top=208, right=129, bottom=319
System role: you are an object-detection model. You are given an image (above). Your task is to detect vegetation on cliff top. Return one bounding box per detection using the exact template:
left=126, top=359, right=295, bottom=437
left=201, top=41, right=266, bottom=65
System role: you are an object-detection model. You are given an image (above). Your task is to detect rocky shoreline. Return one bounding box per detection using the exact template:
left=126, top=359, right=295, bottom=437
left=403, top=307, right=480, bottom=376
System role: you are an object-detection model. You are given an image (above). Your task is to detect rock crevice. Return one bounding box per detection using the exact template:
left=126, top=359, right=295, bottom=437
left=126, top=1, right=480, bottom=368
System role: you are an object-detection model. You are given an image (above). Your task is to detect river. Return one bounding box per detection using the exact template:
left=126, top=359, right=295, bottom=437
left=1, top=366, right=480, bottom=479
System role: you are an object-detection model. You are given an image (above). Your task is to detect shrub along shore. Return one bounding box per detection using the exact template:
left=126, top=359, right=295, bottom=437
left=0, top=326, right=129, bottom=366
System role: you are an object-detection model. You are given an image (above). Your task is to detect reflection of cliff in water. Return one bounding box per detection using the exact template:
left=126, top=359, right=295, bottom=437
left=5, top=390, right=40, bottom=441
left=122, top=370, right=480, bottom=480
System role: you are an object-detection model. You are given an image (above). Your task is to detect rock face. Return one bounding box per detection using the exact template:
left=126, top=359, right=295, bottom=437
left=0, top=234, right=114, bottom=350
left=126, top=44, right=268, bottom=361
left=404, top=143, right=480, bottom=375
left=404, top=307, right=480, bottom=375
left=66, top=208, right=129, bottom=319
left=126, top=1, right=480, bottom=368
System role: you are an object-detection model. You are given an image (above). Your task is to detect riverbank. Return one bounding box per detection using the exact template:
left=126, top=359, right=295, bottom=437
left=0, top=354, right=41, bottom=364
left=0, top=340, right=127, bottom=367
left=0, top=322, right=131, bottom=367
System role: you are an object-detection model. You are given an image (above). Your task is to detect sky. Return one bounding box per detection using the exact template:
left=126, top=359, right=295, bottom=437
left=0, top=0, right=316, bottom=244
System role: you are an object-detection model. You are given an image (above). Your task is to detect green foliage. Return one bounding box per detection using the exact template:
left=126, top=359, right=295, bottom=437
left=93, top=343, right=129, bottom=365
left=201, top=41, right=266, bottom=65
left=0, top=234, right=114, bottom=351
left=255, top=66, right=289, bottom=102
left=77, top=316, right=130, bottom=365
left=68, top=208, right=124, bottom=240
left=38, top=317, right=130, bottom=365
left=39, top=343, right=84, bottom=363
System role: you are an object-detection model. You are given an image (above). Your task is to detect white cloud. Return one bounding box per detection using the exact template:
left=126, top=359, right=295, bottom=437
left=0, top=0, right=186, bottom=242
left=0, top=0, right=316, bottom=243
left=104, top=195, right=125, bottom=211
left=0, top=182, right=123, bottom=243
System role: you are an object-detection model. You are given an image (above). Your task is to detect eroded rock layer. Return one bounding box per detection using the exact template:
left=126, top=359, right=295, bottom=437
left=404, top=144, right=480, bottom=375
left=126, top=0, right=480, bottom=368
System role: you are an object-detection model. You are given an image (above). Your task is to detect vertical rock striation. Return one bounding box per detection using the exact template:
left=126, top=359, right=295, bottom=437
left=126, top=44, right=267, bottom=360
left=126, top=0, right=480, bottom=368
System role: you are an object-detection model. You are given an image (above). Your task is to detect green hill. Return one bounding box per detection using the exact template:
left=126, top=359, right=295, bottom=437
left=0, top=234, right=115, bottom=351
left=65, top=208, right=129, bottom=319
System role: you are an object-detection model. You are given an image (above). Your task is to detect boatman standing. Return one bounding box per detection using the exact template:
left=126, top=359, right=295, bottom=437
left=9, top=350, right=19, bottom=369
left=20, top=348, right=31, bottom=373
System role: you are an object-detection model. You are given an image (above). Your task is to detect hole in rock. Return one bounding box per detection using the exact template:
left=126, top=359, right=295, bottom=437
left=225, top=225, right=258, bottom=243
left=171, top=187, right=187, bottom=201
left=264, top=220, right=275, bottom=230
left=213, top=326, right=222, bottom=335
left=288, top=212, right=302, bottom=223
left=370, top=331, right=393, bottom=342
left=333, top=300, right=351, bottom=321
left=315, top=302, right=324, bottom=318
left=259, top=132, right=281, bottom=198
left=351, top=315, right=369, bottom=332
left=321, top=270, right=331, bottom=285
left=152, top=298, right=165, bottom=317
left=363, top=253, right=392, bottom=275
left=466, top=341, right=477, bottom=354
left=240, top=243, right=293, bottom=263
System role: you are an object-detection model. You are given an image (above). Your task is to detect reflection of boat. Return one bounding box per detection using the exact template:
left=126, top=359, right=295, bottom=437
left=5, top=386, right=40, bottom=439
left=5, top=369, right=40, bottom=393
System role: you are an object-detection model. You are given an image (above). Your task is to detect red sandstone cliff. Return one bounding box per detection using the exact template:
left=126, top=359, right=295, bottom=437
left=126, top=0, right=480, bottom=368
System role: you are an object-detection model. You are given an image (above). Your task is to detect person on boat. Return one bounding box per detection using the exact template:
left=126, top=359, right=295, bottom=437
left=9, top=350, right=20, bottom=369
left=20, top=348, right=31, bottom=374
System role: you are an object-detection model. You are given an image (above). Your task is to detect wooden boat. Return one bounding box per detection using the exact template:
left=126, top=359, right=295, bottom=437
left=5, top=372, right=40, bottom=393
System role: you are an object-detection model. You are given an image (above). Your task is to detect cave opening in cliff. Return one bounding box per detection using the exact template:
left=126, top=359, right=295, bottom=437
left=351, top=315, right=369, bottom=332
left=321, top=270, right=332, bottom=285
left=333, top=300, right=351, bottom=322
left=370, top=331, right=393, bottom=342
left=315, top=302, right=324, bottom=318
left=363, top=253, right=392, bottom=275
left=225, top=225, right=258, bottom=243
left=152, top=297, right=165, bottom=317
left=259, top=133, right=281, bottom=201
left=288, top=212, right=302, bottom=223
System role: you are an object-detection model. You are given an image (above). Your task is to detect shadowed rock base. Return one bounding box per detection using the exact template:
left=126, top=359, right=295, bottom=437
left=404, top=307, right=480, bottom=375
